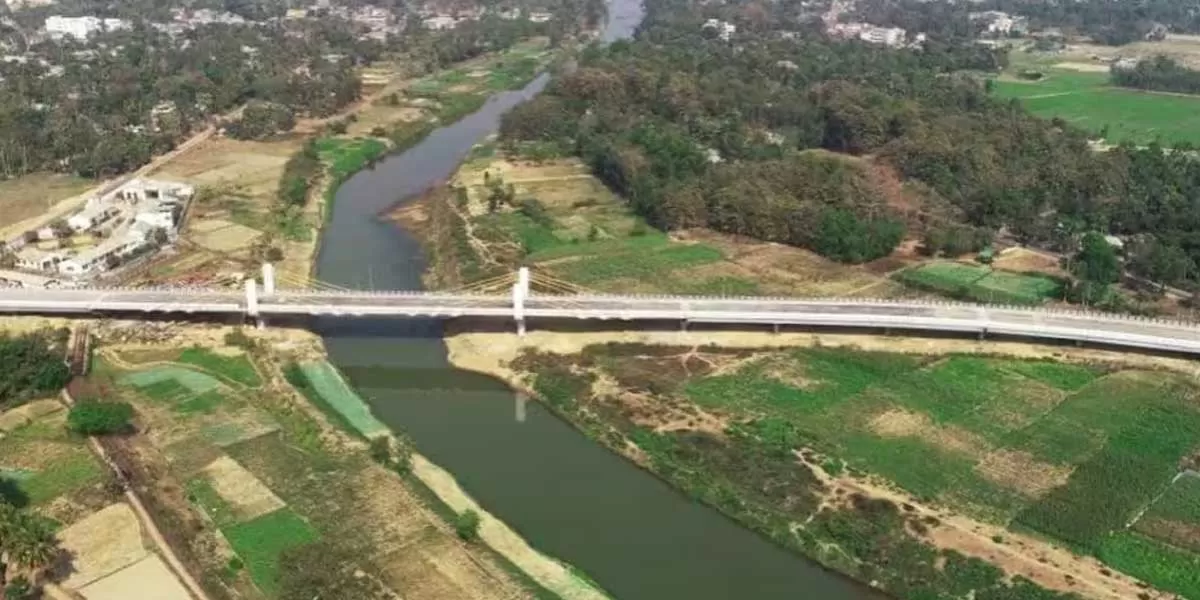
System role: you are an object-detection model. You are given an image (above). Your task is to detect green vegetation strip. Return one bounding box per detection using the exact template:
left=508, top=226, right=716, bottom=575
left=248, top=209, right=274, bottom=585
left=223, top=508, right=318, bottom=596
left=177, top=348, right=262, bottom=388
left=898, top=262, right=1063, bottom=305
left=121, top=366, right=221, bottom=394
left=287, top=362, right=388, bottom=438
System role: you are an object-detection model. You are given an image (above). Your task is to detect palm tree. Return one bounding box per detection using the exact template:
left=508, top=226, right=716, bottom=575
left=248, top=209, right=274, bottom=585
left=7, top=516, right=58, bottom=585
left=0, top=506, right=58, bottom=587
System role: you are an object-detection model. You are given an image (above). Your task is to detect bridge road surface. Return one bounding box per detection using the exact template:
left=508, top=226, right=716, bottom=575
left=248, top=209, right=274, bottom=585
left=3, top=287, right=1200, bottom=355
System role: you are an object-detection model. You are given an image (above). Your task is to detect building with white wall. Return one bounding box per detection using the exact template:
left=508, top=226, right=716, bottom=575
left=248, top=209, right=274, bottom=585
left=44, top=16, right=129, bottom=40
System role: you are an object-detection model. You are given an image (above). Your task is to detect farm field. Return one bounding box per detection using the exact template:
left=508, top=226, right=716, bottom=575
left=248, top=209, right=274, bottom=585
left=897, top=261, right=1065, bottom=305
left=410, top=153, right=913, bottom=298
left=92, top=340, right=556, bottom=600
left=513, top=343, right=1200, bottom=599
left=991, top=56, right=1200, bottom=146
left=0, top=172, right=95, bottom=236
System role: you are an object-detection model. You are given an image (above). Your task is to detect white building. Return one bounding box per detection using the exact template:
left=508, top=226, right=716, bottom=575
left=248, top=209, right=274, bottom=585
left=44, top=16, right=129, bottom=40
left=528, top=12, right=553, bottom=23
left=422, top=15, right=457, bottom=30
left=15, top=248, right=65, bottom=272
left=66, top=204, right=119, bottom=232
left=703, top=18, right=736, bottom=41
left=859, top=26, right=905, bottom=47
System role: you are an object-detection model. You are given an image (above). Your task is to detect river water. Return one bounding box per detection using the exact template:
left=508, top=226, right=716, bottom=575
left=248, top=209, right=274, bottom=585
left=314, top=4, right=887, bottom=598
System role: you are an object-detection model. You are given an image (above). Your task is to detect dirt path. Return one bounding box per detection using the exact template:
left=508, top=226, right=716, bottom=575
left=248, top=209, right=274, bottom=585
left=57, top=389, right=210, bottom=600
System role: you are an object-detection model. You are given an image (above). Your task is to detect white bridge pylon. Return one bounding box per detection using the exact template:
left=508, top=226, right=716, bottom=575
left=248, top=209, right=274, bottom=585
left=513, top=266, right=530, bottom=336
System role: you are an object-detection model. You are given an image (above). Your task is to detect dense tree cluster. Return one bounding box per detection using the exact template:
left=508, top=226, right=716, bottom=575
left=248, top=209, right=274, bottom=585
left=500, top=0, right=1200, bottom=288
left=1111, top=55, right=1200, bottom=95
left=0, top=19, right=368, bottom=179
left=0, top=331, right=70, bottom=410
left=225, top=101, right=296, bottom=140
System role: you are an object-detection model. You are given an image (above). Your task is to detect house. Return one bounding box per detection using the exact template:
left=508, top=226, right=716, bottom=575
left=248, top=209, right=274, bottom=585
left=528, top=11, right=553, bottom=23
left=859, top=26, right=905, bottom=47
left=422, top=15, right=457, bottom=30
left=57, top=232, right=145, bottom=276
left=66, top=205, right=118, bottom=232
left=44, top=16, right=129, bottom=40
left=15, top=248, right=65, bottom=272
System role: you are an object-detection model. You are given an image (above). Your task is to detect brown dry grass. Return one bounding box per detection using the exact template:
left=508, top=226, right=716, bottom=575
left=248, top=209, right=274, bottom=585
left=975, top=449, right=1074, bottom=498
left=993, top=247, right=1067, bottom=278
left=0, top=173, right=96, bottom=238
left=866, top=408, right=989, bottom=458
left=201, top=456, right=285, bottom=521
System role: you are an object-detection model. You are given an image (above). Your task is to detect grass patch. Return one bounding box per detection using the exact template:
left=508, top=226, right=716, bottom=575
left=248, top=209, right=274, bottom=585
left=897, top=262, right=1063, bottom=305
left=177, top=348, right=261, bottom=388
left=1000, top=360, right=1100, bottom=391
left=1015, top=395, right=1200, bottom=551
left=121, top=366, right=222, bottom=394
left=223, top=508, right=318, bottom=596
left=1097, top=532, right=1200, bottom=599
left=14, top=451, right=104, bottom=506
left=992, top=68, right=1200, bottom=145
left=186, top=477, right=239, bottom=528
left=282, top=362, right=386, bottom=438
left=549, top=243, right=725, bottom=284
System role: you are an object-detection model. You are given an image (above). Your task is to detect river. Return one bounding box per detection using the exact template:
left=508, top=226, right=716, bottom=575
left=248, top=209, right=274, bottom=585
left=313, top=3, right=887, bottom=598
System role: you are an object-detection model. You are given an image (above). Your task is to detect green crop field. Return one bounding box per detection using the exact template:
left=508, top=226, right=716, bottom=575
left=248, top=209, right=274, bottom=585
left=223, top=508, right=317, bottom=596
left=1134, top=474, right=1200, bottom=553
left=991, top=67, right=1200, bottom=145
left=177, top=348, right=262, bottom=388
left=657, top=347, right=1200, bottom=543
left=523, top=344, right=1200, bottom=598
left=898, top=261, right=1064, bottom=304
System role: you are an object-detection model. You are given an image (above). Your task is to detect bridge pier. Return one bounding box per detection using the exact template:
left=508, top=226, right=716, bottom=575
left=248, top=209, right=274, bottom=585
left=513, top=266, right=530, bottom=336
left=681, top=319, right=689, bottom=332
left=978, top=327, right=987, bottom=341
left=244, top=278, right=266, bottom=329
left=262, top=263, right=276, bottom=297
left=773, top=323, right=780, bottom=335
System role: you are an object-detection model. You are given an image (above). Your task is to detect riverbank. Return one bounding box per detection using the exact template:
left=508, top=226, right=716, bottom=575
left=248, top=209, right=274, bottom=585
left=443, top=328, right=1192, bottom=600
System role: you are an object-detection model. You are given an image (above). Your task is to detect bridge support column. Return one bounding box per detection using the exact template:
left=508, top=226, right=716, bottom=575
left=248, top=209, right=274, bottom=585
left=244, top=278, right=264, bottom=329
left=261, top=263, right=276, bottom=297
left=773, top=323, right=780, bottom=335
left=680, top=319, right=689, bottom=332
left=513, top=266, right=530, bottom=336
left=978, top=327, right=987, bottom=341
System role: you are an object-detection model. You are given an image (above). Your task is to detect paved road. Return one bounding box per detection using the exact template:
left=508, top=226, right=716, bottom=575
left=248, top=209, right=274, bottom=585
left=2, top=287, right=1200, bottom=354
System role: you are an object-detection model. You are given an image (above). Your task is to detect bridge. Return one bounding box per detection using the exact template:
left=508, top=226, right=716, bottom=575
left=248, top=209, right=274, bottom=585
left=4, top=265, right=1200, bottom=355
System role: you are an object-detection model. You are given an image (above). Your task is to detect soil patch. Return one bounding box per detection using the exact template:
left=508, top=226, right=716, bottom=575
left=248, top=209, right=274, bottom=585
left=55, top=503, right=149, bottom=590
left=866, top=408, right=989, bottom=458
left=78, top=555, right=192, bottom=600
left=202, top=456, right=286, bottom=522
left=0, top=399, right=62, bottom=432
left=974, top=449, right=1074, bottom=498
left=188, top=219, right=263, bottom=252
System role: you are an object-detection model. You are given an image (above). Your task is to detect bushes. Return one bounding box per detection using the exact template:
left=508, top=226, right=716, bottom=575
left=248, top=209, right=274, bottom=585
left=278, top=140, right=320, bottom=208
left=67, top=401, right=134, bottom=435
left=454, top=509, right=480, bottom=541
left=0, top=331, right=71, bottom=409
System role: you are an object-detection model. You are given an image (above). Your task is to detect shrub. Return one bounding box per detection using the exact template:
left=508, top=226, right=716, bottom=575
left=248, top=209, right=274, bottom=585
left=67, top=401, right=134, bottom=435
left=454, top=509, right=480, bottom=541
left=224, top=329, right=254, bottom=350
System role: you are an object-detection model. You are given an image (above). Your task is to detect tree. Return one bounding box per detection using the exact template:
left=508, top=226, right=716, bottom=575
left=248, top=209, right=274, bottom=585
left=67, top=401, right=134, bottom=435
left=1072, top=233, right=1121, bottom=286
left=0, top=503, right=59, bottom=587
left=1129, top=238, right=1191, bottom=293
left=455, top=509, right=480, bottom=541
